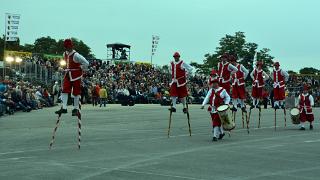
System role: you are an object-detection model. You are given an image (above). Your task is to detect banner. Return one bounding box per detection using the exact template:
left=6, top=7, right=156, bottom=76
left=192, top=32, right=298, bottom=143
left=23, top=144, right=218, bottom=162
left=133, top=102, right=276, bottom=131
left=151, top=35, right=160, bottom=58
left=4, top=50, right=32, bottom=59
left=5, top=13, right=21, bottom=41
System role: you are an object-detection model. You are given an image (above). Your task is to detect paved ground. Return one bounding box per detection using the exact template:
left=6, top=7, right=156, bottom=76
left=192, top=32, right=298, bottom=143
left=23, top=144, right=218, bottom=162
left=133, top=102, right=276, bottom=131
left=1, top=104, right=320, bottom=180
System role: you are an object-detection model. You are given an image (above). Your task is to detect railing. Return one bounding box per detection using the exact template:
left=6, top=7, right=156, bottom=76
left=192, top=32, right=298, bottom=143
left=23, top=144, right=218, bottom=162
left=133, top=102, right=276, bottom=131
left=3, top=61, right=62, bottom=85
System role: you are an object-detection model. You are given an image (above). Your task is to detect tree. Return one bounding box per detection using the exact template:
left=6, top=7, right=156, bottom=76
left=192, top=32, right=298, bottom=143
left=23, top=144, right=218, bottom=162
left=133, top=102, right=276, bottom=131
left=34, top=36, right=57, bottom=54
left=288, top=70, right=297, bottom=75
left=198, top=31, right=274, bottom=75
left=0, top=35, right=96, bottom=59
left=299, top=67, right=319, bottom=75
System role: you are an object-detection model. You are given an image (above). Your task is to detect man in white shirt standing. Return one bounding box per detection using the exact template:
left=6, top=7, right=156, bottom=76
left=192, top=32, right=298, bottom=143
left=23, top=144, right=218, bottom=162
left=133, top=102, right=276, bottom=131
left=55, top=39, right=89, bottom=116
left=169, top=52, right=193, bottom=114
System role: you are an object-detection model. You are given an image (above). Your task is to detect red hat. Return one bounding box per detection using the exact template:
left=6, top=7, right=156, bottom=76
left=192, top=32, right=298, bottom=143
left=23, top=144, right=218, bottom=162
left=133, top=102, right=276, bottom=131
left=228, top=55, right=237, bottom=62
left=210, top=69, right=218, bottom=76
left=64, top=39, right=73, bottom=49
left=303, top=84, right=309, bottom=91
left=220, top=53, right=229, bottom=59
left=256, top=61, right=263, bottom=67
left=173, top=52, right=180, bottom=57
left=274, top=62, right=280, bottom=67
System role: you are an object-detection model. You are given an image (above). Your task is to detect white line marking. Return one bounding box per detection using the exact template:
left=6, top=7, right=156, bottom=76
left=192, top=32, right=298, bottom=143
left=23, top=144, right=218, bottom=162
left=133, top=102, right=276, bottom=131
left=304, top=139, right=320, bottom=143
left=117, top=169, right=205, bottom=180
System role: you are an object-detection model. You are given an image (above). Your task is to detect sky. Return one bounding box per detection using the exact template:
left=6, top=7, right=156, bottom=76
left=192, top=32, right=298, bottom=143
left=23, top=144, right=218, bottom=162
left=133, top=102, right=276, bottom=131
left=1, top=0, right=319, bottom=71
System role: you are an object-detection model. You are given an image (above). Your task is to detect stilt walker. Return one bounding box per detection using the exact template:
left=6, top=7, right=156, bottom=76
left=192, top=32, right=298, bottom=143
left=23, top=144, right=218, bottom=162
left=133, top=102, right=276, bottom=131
left=217, top=53, right=238, bottom=94
left=168, top=52, right=193, bottom=137
left=229, top=54, right=249, bottom=133
left=249, top=60, right=269, bottom=128
left=50, top=39, right=89, bottom=149
left=270, top=62, right=289, bottom=130
left=201, top=70, right=231, bottom=142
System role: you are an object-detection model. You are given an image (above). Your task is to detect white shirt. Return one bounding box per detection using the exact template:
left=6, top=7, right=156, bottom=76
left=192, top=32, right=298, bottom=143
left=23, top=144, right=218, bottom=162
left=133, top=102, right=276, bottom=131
left=64, top=50, right=89, bottom=67
left=232, top=63, right=249, bottom=84
left=296, top=93, right=314, bottom=107
left=217, top=61, right=238, bottom=82
left=169, top=60, right=193, bottom=74
left=250, top=68, right=269, bottom=82
left=239, top=64, right=249, bottom=79
left=270, top=68, right=289, bottom=87
left=202, top=87, right=230, bottom=113
left=169, top=60, right=193, bottom=85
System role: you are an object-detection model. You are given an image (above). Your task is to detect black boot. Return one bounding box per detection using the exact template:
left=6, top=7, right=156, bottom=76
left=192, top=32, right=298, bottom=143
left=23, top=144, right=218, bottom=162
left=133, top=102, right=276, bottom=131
left=212, top=137, right=218, bottom=142
left=168, top=107, right=176, bottom=113
left=299, top=127, right=305, bottom=131
left=310, top=124, right=313, bottom=130
left=218, top=133, right=225, bottom=140
left=256, top=104, right=261, bottom=111
left=230, top=106, right=237, bottom=112
left=55, top=108, right=67, bottom=115
left=182, top=108, right=188, bottom=114
left=72, top=109, right=79, bottom=116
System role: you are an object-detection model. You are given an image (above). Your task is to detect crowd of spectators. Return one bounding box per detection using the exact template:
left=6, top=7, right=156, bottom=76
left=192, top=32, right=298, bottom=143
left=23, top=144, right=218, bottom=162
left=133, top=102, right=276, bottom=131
left=0, top=77, right=56, bottom=117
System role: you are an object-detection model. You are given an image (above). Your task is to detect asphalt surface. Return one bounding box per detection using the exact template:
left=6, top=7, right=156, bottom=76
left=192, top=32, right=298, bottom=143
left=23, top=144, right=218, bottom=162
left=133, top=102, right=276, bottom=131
left=1, top=104, right=320, bottom=180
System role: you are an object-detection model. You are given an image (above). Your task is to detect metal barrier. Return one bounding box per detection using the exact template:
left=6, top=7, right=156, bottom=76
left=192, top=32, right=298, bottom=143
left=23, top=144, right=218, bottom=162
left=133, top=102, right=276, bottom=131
left=4, top=61, right=62, bottom=84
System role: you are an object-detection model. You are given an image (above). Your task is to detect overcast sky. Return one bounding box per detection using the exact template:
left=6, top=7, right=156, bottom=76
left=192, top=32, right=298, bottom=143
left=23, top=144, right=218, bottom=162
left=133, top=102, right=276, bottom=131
left=1, top=0, right=319, bottom=71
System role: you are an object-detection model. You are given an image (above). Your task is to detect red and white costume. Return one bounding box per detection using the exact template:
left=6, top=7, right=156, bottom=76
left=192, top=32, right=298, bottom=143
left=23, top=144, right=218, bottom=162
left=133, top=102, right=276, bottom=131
left=217, top=61, right=237, bottom=94
left=250, top=68, right=269, bottom=99
left=231, top=63, right=249, bottom=101
left=270, top=63, right=289, bottom=107
left=62, top=50, right=89, bottom=96
left=297, top=92, right=314, bottom=124
left=202, top=77, right=230, bottom=138
left=169, top=60, right=193, bottom=98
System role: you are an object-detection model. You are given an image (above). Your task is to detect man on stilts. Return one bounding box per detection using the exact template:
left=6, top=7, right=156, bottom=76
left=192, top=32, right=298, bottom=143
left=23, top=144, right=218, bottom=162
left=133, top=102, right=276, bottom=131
left=249, top=61, right=269, bottom=128
left=168, top=52, right=193, bottom=113
left=229, top=54, right=249, bottom=132
left=250, top=61, right=269, bottom=110
left=217, top=53, right=238, bottom=94
left=167, top=52, right=193, bottom=137
left=270, top=62, right=289, bottom=109
left=229, top=54, right=249, bottom=112
left=201, top=70, right=231, bottom=141
left=50, top=39, right=89, bottom=150
left=270, top=61, right=289, bottom=130
left=297, top=84, right=315, bottom=130
left=55, top=39, right=89, bottom=115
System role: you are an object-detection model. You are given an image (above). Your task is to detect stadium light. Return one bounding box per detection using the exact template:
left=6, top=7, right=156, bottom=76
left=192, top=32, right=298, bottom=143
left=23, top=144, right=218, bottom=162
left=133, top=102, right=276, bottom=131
left=5, top=56, right=14, bottom=63
left=15, top=57, right=23, bottom=63
left=60, top=59, right=66, bottom=67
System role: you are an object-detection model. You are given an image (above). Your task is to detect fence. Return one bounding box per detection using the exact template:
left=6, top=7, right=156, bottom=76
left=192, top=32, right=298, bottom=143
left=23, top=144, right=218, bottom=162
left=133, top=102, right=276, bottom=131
left=2, top=61, right=62, bottom=85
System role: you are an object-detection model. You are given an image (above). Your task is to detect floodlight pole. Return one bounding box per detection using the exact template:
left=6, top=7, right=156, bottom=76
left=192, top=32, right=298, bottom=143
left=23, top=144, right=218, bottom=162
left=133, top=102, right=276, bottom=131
left=3, top=13, right=8, bottom=79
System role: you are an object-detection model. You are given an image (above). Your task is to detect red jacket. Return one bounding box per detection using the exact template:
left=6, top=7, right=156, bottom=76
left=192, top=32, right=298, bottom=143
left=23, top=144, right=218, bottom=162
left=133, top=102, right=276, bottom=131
left=218, top=62, right=231, bottom=83
left=232, top=64, right=245, bottom=86
left=171, top=60, right=187, bottom=87
left=252, top=69, right=264, bottom=88
left=65, top=51, right=82, bottom=81
left=208, top=88, right=224, bottom=113
left=299, top=94, right=313, bottom=114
